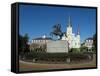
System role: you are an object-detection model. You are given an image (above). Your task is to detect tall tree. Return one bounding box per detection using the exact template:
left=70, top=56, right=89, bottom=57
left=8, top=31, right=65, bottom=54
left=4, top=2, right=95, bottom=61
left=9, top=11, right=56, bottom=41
left=19, top=33, right=30, bottom=53
left=93, top=33, right=96, bottom=49
left=19, top=35, right=24, bottom=53
left=23, top=33, right=29, bottom=52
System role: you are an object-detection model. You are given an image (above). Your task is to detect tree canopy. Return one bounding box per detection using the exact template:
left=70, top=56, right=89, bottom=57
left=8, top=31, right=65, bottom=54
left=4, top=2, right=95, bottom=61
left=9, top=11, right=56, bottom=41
left=19, top=33, right=30, bottom=53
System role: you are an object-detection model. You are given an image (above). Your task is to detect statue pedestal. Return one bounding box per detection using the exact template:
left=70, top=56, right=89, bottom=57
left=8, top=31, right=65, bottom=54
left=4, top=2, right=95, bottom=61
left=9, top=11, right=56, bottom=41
left=47, top=40, right=68, bottom=53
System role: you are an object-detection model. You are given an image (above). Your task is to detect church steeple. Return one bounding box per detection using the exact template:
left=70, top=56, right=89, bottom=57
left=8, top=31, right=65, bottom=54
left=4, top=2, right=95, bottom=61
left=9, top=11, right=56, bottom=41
left=66, top=16, right=72, bottom=36
left=77, top=25, right=80, bottom=35
left=68, top=16, right=72, bottom=27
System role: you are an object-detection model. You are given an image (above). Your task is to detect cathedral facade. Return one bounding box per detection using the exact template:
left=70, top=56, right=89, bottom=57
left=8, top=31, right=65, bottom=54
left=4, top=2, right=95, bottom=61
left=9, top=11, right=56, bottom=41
left=61, top=16, right=81, bottom=49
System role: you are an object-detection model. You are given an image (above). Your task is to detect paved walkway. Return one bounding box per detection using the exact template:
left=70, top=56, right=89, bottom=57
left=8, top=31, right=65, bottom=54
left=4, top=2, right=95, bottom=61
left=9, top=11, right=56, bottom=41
left=19, top=54, right=96, bottom=71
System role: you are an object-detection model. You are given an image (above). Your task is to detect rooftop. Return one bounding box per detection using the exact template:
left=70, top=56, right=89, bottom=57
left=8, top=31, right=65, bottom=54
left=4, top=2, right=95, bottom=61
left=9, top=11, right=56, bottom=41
left=86, top=37, right=93, bottom=40
left=32, top=35, right=52, bottom=40
left=33, top=37, right=52, bottom=40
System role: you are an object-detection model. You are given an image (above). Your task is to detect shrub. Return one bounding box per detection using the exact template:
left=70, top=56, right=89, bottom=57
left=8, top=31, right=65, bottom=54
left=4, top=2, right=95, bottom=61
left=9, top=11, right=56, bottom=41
left=92, top=46, right=96, bottom=53
left=21, top=52, right=92, bottom=61
left=80, top=46, right=88, bottom=52
left=70, top=48, right=80, bottom=53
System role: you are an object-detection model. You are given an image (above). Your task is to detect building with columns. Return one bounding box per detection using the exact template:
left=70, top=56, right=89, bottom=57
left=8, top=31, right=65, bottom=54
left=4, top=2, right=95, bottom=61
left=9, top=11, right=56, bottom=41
left=61, top=16, right=81, bottom=49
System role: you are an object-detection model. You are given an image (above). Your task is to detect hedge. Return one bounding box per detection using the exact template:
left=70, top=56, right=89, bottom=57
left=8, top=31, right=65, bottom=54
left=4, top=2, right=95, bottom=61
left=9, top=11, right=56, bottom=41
left=20, top=52, right=93, bottom=60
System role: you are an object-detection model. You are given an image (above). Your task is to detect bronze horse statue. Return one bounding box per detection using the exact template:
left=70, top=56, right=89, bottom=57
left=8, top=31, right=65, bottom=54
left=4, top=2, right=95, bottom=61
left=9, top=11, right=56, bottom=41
left=50, top=24, right=63, bottom=40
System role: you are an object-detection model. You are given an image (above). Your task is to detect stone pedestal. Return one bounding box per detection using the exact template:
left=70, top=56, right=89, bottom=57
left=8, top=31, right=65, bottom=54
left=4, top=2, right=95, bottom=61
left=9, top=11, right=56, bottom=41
left=47, top=40, right=68, bottom=53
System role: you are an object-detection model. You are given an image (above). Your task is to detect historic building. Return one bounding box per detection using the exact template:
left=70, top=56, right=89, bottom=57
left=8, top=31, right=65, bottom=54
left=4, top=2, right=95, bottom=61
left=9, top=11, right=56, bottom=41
left=31, top=35, right=52, bottom=44
left=61, top=16, right=81, bottom=49
left=30, top=16, right=81, bottom=51
left=30, top=35, right=52, bottom=51
left=84, top=37, right=93, bottom=49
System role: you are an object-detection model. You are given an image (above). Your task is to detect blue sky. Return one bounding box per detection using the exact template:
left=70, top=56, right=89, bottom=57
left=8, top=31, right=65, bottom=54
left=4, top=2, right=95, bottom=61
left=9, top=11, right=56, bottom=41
left=19, top=4, right=96, bottom=43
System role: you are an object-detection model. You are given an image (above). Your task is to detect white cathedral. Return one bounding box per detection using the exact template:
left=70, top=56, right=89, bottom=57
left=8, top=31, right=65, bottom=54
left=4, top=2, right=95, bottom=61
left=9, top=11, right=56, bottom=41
left=61, top=16, right=81, bottom=49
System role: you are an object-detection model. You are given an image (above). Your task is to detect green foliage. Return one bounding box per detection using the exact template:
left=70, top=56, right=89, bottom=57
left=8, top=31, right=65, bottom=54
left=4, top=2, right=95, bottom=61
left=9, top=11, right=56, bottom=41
left=21, top=52, right=92, bottom=61
left=19, top=33, right=30, bottom=53
left=32, top=47, right=46, bottom=53
left=69, top=48, right=80, bottom=53
left=92, top=46, right=96, bottom=53
left=30, top=44, right=46, bottom=53
left=81, top=42, right=85, bottom=46
left=93, top=33, right=96, bottom=49
left=80, top=46, right=88, bottom=53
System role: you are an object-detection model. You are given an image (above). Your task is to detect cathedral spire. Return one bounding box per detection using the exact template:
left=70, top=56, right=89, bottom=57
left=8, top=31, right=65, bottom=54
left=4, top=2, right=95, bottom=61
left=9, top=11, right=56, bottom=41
left=68, top=16, right=72, bottom=27
left=77, top=25, right=80, bottom=35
